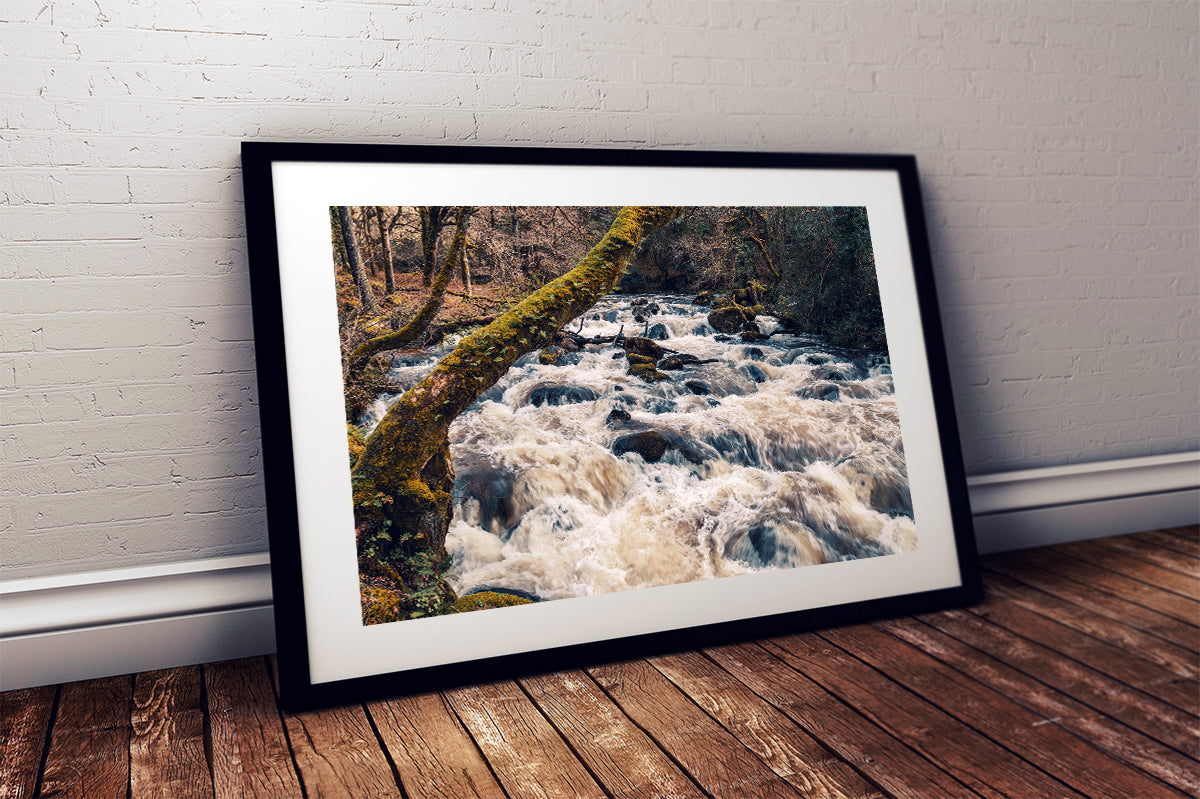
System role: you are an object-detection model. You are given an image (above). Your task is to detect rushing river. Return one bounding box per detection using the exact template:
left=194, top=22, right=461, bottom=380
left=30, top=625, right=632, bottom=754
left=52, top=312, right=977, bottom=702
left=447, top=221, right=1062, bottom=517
left=361, top=293, right=916, bottom=602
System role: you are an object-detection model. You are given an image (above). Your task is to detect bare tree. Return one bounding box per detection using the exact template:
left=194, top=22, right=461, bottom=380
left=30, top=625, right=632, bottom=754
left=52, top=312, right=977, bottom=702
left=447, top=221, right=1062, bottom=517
left=349, top=209, right=470, bottom=372
left=351, top=206, right=682, bottom=620
left=335, top=206, right=380, bottom=315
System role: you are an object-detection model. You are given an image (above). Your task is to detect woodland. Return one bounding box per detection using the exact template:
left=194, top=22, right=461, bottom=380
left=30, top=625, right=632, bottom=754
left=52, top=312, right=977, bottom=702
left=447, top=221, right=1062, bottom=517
left=330, top=205, right=887, bottom=624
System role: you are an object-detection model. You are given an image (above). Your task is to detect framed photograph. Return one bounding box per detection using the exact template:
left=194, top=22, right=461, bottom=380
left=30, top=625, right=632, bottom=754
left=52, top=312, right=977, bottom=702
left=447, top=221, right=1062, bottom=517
left=241, top=142, right=981, bottom=708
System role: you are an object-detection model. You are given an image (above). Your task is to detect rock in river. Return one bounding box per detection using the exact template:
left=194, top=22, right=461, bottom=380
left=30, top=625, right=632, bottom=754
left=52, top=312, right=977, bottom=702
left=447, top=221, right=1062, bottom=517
left=527, top=385, right=600, bottom=407
left=612, top=431, right=670, bottom=463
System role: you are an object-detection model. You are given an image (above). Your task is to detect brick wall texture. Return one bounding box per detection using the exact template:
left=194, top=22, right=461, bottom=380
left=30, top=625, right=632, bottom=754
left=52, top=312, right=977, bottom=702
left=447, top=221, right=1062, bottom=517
left=2, top=0, right=1197, bottom=578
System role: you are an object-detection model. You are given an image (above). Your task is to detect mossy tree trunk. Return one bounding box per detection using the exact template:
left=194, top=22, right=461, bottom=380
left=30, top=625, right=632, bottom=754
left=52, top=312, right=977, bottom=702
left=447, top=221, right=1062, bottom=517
left=418, top=206, right=453, bottom=287
left=348, top=208, right=469, bottom=374
left=351, top=205, right=683, bottom=619
left=336, top=205, right=380, bottom=315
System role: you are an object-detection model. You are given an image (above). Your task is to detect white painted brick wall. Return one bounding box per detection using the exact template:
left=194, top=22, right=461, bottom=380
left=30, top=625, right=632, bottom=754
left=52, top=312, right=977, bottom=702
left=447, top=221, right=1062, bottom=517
left=2, top=0, right=1196, bottom=579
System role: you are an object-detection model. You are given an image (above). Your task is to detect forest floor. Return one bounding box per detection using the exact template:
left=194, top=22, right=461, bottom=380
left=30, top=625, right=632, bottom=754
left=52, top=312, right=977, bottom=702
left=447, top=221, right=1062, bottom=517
left=337, top=270, right=533, bottom=357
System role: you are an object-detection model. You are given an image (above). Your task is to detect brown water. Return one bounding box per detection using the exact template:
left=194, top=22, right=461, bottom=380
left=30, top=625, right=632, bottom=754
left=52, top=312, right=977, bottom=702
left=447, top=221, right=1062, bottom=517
left=361, top=294, right=915, bottom=602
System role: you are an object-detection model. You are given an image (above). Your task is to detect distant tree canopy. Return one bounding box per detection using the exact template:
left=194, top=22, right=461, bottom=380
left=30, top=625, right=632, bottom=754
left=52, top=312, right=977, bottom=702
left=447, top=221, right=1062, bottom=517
left=620, top=206, right=884, bottom=350
left=333, top=204, right=885, bottom=380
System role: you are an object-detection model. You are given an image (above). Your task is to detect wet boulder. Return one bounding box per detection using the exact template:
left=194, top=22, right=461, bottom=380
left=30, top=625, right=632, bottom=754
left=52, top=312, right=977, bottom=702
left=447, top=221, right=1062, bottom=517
left=684, top=380, right=712, bottom=395
left=659, top=353, right=700, bottom=371
left=612, top=431, right=670, bottom=463
left=814, top=365, right=852, bottom=382
left=527, top=385, right=600, bottom=407
left=453, top=457, right=517, bottom=533
left=628, top=362, right=671, bottom=383
left=538, top=346, right=567, bottom=365
left=742, top=364, right=769, bottom=384
left=744, top=347, right=765, bottom=361
left=647, top=323, right=670, bottom=340
left=452, top=589, right=536, bottom=614
left=798, top=382, right=840, bottom=402
left=692, top=323, right=714, bottom=336
left=707, top=305, right=754, bottom=334
left=692, top=290, right=712, bottom=306
left=622, top=336, right=667, bottom=360
left=732, top=285, right=759, bottom=306
left=606, top=407, right=632, bottom=425
left=805, top=354, right=831, bottom=365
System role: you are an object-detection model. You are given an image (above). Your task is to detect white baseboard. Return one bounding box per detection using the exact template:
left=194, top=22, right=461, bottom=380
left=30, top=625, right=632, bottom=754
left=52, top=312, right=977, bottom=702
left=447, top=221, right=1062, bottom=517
left=1, top=554, right=274, bottom=691
left=2, top=452, right=1196, bottom=691
left=967, top=451, right=1199, bottom=554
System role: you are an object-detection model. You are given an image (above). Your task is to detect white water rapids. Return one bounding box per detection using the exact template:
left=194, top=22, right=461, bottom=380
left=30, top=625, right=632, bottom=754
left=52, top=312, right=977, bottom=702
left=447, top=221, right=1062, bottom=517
left=361, top=294, right=916, bottom=602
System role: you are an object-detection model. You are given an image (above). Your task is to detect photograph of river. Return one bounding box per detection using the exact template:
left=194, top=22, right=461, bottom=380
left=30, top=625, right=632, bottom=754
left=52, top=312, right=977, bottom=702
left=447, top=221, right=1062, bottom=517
left=334, top=205, right=915, bottom=625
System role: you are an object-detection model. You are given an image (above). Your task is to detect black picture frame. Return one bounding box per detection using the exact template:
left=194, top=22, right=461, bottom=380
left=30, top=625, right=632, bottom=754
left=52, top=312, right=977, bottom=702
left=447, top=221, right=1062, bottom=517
left=241, top=142, right=981, bottom=709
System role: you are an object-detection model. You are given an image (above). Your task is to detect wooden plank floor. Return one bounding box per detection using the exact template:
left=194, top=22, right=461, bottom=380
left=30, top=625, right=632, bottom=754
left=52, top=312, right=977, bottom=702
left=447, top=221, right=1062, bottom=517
left=3, top=527, right=1197, bottom=798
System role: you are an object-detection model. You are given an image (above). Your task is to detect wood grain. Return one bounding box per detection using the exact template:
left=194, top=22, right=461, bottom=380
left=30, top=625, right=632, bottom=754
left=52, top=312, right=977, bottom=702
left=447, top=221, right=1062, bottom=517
left=38, top=676, right=132, bottom=799
left=983, top=570, right=1199, bottom=679
left=1055, top=539, right=1200, bottom=601
left=647, top=650, right=885, bottom=799
left=972, top=591, right=1199, bottom=710
left=1013, top=548, right=1199, bottom=624
left=130, top=666, right=214, bottom=799
left=764, top=632, right=1083, bottom=799
left=589, top=658, right=803, bottom=798
left=520, top=669, right=706, bottom=799
left=921, top=607, right=1200, bottom=756
left=0, top=685, right=55, bottom=799
left=5, top=528, right=1199, bottom=799
left=281, top=701, right=402, bottom=799
left=1094, top=532, right=1200, bottom=576
left=985, top=553, right=1200, bottom=651
left=824, top=623, right=1190, bottom=799
left=703, top=641, right=981, bottom=799
left=1131, top=527, right=1200, bottom=559
left=446, top=680, right=606, bottom=799
left=205, top=658, right=303, bottom=799
left=879, top=615, right=1200, bottom=796
left=366, top=691, right=506, bottom=799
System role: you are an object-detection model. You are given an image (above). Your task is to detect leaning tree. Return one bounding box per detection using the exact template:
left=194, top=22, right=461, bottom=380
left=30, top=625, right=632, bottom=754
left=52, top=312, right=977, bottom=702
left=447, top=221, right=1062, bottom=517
left=351, top=206, right=682, bottom=620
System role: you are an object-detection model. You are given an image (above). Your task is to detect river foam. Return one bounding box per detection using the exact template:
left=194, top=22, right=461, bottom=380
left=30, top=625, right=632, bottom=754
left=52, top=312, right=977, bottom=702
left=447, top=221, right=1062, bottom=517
left=360, top=294, right=916, bottom=602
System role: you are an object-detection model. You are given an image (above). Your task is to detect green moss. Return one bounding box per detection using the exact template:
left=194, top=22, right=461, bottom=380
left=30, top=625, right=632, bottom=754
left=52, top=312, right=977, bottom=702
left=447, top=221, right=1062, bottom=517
left=349, top=206, right=683, bottom=626
left=629, top=362, right=671, bottom=382
left=539, top=346, right=567, bottom=365
left=622, top=337, right=666, bottom=360
left=625, top=353, right=657, bottom=368
left=450, top=591, right=535, bottom=614
left=361, top=584, right=412, bottom=625
left=347, top=423, right=366, bottom=467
